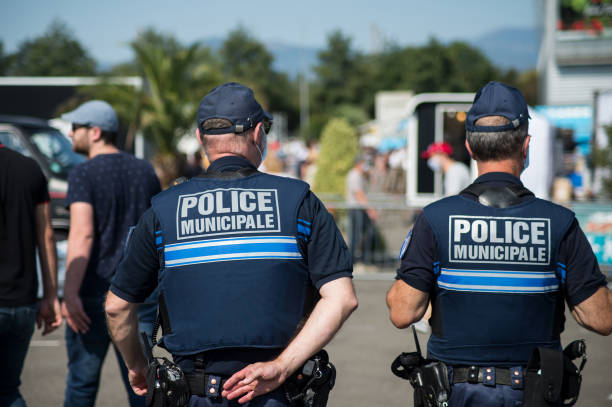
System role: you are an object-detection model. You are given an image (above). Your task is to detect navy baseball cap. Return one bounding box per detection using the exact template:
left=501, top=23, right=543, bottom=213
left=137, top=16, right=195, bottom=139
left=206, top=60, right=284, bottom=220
left=197, top=82, right=272, bottom=135
left=61, top=100, right=119, bottom=132
left=466, top=81, right=530, bottom=132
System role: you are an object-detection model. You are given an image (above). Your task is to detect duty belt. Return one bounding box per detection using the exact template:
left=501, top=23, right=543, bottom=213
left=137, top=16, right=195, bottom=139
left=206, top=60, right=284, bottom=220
left=453, top=366, right=524, bottom=389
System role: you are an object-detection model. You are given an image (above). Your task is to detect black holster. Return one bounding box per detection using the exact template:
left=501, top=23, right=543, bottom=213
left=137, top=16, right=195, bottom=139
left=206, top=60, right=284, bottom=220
left=392, top=352, right=451, bottom=407
left=523, top=340, right=586, bottom=407
left=284, top=350, right=336, bottom=407
left=141, top=331, right=190, bottom=407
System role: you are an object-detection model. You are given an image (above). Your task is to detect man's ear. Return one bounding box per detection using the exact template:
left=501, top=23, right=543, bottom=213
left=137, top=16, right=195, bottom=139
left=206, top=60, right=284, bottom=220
left=465, top=139, right=474, bottom=159
left=196, top=128, right=203, bottom=146
left=253, top=122, right=264, bottom=145
left=523, top=135, right=531, bottom=158
left=89, top=126, right=102, bottom=142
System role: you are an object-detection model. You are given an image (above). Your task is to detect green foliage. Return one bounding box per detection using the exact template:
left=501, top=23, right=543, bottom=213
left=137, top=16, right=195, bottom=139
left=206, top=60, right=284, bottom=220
left=5, top=20, right=96, bottom=76
left=313, top=118, right=359, bottom=194
left=219, top=28, right=299, bottom=131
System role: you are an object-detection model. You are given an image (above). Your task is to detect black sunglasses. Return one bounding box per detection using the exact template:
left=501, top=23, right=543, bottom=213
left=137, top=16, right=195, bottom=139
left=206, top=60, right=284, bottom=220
left=72, top=123, right=90, bottom=132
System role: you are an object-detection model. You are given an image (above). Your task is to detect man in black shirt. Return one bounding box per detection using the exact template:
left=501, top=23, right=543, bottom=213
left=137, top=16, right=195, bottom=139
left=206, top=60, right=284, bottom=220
left=0, top=145, right=62, bottom=407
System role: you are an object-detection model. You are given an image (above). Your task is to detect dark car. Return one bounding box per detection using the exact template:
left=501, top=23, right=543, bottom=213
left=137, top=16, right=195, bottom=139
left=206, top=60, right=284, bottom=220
left=0, top=115, right=86, bottom=233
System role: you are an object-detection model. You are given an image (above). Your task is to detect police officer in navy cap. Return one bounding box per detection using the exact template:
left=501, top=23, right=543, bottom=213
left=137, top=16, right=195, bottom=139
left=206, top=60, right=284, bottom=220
left=104, top=82, right=357, bottom=406
left=387, top=81, right=612, bottom=406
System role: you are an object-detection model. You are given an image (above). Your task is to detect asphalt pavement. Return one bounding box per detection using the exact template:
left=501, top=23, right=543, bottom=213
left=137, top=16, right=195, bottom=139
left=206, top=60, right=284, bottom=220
left=20, top=278, right=612, bottom=406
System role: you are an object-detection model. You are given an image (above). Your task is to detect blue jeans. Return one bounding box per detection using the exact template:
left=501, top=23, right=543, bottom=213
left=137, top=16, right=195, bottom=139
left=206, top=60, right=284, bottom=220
left=64, top=298, right=145, bottom=407
left=0, top=303, right=37, bottom=407
left=189, top=388, right=290, bottom=407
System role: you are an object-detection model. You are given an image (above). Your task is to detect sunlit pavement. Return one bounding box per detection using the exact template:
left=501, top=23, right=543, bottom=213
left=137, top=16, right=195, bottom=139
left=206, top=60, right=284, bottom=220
left=21, top=279, right=612, bottom=406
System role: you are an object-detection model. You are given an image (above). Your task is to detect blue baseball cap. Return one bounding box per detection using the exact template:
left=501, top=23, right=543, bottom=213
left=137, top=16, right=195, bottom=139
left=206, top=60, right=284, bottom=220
left=466, top=81, right=530, bottom=132
left=61, top=100, right=119, bottom=132
left=197, top=82, right=272, bottom=135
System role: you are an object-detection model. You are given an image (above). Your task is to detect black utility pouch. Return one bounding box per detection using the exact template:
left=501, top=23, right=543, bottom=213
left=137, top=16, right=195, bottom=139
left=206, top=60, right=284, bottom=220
left=523, top=341, right=586, bottom=407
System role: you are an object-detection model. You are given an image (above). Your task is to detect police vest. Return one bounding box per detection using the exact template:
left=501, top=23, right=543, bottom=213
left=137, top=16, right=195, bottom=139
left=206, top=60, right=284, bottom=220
left=151, top=172, right=310, bottom=355
left=422, top=193, right=575, bottom=366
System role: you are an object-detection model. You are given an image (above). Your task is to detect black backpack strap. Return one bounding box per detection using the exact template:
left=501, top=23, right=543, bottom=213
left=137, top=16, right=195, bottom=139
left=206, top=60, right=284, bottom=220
left=461, top=183, right=534, bottom=208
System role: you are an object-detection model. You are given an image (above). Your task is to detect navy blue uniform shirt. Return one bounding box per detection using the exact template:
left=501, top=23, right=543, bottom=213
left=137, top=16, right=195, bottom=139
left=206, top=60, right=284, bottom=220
left=110, top=156, right=352, bottom=374
left=66, top=152, right=161, bottom=298
left=397, top=172, right=606, bottom=308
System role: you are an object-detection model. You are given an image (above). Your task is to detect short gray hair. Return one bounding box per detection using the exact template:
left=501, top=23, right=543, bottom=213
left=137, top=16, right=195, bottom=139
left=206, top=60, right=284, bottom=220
left=466, top=116, right=528, bottom=161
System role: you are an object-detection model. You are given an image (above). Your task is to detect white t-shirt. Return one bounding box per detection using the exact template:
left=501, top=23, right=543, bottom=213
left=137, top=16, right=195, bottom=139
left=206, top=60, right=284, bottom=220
left=345, top=168, right=365, bottom=206
left=444, top=161, right=471, bottom=196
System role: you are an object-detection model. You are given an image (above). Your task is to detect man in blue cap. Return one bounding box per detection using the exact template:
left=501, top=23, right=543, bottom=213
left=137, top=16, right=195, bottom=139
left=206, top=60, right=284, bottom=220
left=61, top=100, right=161, bottom=407
left=387, top=81, right=612, bottom=406
left=105, top=82, right=357, bottom=406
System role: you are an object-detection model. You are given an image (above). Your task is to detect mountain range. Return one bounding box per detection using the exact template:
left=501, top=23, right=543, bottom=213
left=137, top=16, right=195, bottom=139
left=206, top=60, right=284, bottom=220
left=210, top=27, right=542, bottom=77
left=99, top=27, right=541, bottom=76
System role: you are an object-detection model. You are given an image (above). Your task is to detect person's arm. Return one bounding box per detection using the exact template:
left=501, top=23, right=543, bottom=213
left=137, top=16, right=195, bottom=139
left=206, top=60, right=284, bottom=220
left=353, top=188, right=378, bottom=220
left=571, top=286, right=612, bottom=335
left=61, top=202, right=94, bottom=333
left=386, top=280, right=429, bottom=328
left=558, top=219, right=612, bottom=335
left=222, top=277, right=357, bottom=404
left=105, top=291, right=148, bottom=395
left=34, top=202, right=62, bottom=334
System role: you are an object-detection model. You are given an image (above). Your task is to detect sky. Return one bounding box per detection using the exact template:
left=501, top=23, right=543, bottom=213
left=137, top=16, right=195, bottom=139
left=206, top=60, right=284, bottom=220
left=0, top=0, right=542, bottom=66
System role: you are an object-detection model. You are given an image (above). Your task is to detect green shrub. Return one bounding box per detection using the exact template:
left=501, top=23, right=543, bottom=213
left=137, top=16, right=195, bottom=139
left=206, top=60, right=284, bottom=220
left=313, top=118, right=359, bottom=194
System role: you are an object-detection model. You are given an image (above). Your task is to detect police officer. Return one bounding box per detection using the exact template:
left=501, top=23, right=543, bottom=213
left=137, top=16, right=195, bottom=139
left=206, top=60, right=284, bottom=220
left=386, top=81, right=612, bottom=406
left=105, top=82, right=358, bottom=406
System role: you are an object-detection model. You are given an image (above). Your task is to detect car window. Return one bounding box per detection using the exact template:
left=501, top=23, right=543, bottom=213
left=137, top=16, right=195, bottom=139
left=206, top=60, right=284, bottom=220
left=0, top=131, right=31, bottom=156
left=27, top=127, right=85, bottom=177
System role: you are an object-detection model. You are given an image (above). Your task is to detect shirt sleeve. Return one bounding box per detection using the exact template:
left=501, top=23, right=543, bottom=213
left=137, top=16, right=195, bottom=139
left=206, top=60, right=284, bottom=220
left=110, top=208, right=160, bottom=303
left=557, top=218, right=607, bottom=307
left=65, top=165, right=93, bottom=207
left=31, top=159, right=50, bottom=204
left=297, top=191, right=353, bottom=289
left=396, top=212, right=438, bottom=293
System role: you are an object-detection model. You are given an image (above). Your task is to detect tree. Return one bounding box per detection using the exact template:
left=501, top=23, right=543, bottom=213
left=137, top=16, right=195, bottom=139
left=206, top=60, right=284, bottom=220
left=219, top=28, right=299, bottom=132
left=6, top=20, right=96, bottom=76
left=313, top=118, right=359, bottom=194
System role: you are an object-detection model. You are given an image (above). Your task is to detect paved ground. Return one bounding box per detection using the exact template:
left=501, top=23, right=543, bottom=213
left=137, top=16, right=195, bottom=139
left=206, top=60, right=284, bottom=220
left=20, top=278, right=612, bottom=406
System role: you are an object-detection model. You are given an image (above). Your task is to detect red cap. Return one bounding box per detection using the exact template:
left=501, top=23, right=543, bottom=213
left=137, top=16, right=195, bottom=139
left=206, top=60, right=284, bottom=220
left=421, top=142, right=452, bottom=159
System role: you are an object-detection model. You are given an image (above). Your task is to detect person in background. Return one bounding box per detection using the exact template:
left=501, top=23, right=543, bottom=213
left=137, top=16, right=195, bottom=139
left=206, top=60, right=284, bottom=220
left=60, top=100, right=160, bottom=407
left=421, top=141, right=471, bottom=196
left=346, top=155, right=377, bottom=264
left=0, top=144, right=62, bottom=407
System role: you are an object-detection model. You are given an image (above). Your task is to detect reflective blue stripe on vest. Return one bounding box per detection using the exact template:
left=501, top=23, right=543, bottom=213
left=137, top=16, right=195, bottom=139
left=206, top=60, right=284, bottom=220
left=438, top=268, right=559, bottom=293
left=164, top=235, right=302, bottom=267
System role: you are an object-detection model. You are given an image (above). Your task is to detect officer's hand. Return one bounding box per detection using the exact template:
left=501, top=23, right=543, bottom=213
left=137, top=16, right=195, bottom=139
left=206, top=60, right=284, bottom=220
left=128, top=366, right=148, bottom=396
left=37, top=295, right=63, bottom=335
left=61, top=294, right=91, bottom=334
left=222, top=361, right=288, bottom=404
